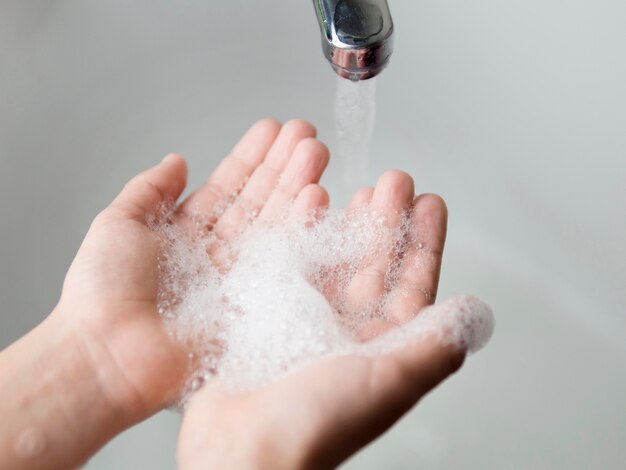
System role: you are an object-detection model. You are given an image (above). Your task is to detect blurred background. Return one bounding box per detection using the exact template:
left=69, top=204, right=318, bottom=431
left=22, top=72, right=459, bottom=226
left=1, top=1, right=625, bottom=468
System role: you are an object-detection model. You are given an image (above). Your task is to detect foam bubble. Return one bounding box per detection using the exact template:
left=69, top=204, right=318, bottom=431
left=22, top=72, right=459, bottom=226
left=153, top=204, right=494, bottom=401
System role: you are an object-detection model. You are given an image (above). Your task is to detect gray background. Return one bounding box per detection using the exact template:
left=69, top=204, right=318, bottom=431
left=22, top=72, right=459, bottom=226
left=1, top=1, right=625, bottom=468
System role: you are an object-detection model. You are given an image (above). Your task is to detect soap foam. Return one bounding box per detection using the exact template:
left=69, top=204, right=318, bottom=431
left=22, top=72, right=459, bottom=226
left=152, top=203, right=494, bottom=401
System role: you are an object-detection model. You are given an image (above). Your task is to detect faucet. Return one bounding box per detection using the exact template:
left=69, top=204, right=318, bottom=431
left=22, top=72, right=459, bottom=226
left=313, top=0, right=394, bottom=81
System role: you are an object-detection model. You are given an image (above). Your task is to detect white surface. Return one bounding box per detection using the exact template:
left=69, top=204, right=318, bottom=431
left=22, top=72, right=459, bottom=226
left=1, top=1, right=625, bottom=468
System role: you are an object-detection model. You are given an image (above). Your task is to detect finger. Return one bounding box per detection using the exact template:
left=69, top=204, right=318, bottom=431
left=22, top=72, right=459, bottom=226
left=347, top=187, right=374, bottom=211
left=178, top=118, right=281, bottom=216
left=370, top=171, right=415, bottom=227
left=386, top=194, right=448, bottom=323
left=264, top=119, right=318, bottom=169
left=213, top=120, right=317, bottom=238
left=110, top=153, right=187, bottom=222
left=345, top=171, right=414, bottom=311
left=259, top=138, right=330, bottom=221
left=291, top=184, right=330, bottom=219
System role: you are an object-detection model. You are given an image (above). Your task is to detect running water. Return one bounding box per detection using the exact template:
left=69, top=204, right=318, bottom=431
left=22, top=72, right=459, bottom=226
left=334, top=77, right=377, bottom=203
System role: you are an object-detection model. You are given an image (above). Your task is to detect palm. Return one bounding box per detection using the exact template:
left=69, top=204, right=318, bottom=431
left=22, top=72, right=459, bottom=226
left=57, top=119, right=329, bottom=415
left=177, top=174, right=466, bottom=469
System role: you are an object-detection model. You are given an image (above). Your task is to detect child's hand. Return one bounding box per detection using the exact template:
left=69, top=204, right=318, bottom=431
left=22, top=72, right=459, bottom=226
left=59, top=118, right=328, bottom=416
left=0, top=119, right=330, bottom=469
left=176, top=172, right=470, bottom=470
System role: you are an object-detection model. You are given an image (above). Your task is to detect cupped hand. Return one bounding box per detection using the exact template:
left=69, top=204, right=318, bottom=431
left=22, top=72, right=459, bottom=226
left=57, top=118, right=330, bottom=419
left=177, top=172, right=469, bottom=469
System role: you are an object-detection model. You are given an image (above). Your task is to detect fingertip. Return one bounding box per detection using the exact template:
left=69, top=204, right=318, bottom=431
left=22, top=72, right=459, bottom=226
left=301, top=183, right=330, bottom=207
left=252, top=117, right=282, bottom=134
left=292, top=138, right=330, bottom=174
left=377, top=170, right=415, bottom=190
left=232, top=119, right=283, bottom=164
left=162, top=152, right=183, bottom=164
left=348, top=187, right=374, bottom=209
left=160, top=153, right=188, bottom=191
left=162, top=151, right=187, bottom=172
left=263, top=119, right=318, bottom=169
left=110, top=154, right=189, bottom=221
left=376, top=169, right=412, bottom=183
left=283, top=119, right=317, bottom=139
left=411, top=193, right=448, bottom=251
left=373, top=170, right=415, bottom=205
left=294, top=184, right=329, bottom=215
left=413, top=193, right=448, bottom=221
left=295, top=137, right=329, bottom=158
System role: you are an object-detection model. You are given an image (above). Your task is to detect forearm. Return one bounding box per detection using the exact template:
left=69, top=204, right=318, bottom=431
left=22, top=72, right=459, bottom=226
left=0, top=311, right=138, bottom=469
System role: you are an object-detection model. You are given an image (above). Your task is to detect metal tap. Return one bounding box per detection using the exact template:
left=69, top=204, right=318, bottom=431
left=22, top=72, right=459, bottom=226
left=313, top=0, right=394, bottom=81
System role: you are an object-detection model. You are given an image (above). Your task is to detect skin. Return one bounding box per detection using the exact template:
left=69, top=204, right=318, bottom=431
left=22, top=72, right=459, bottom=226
left=0, top=118, right=463, bottom=470
left=177, top=170, right=461, bottom=470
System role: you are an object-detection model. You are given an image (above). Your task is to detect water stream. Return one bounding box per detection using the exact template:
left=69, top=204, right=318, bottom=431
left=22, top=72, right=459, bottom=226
left=333, top=77, right=377, bottom=204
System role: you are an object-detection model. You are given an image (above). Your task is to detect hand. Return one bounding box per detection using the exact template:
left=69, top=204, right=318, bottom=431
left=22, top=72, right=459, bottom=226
left=59, top=118, right=329, bottom=415
left=177, top=172, right=469, bottom=469
left=0, top=119, right=331, bottom=469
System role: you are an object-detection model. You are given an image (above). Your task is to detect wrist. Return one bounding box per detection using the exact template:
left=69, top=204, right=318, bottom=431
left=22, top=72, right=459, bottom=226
left=178, top=391, right=314, bottom=470
left=0, top=308, right=139, bottom=469
left=178, top=431, right=310, bottom=470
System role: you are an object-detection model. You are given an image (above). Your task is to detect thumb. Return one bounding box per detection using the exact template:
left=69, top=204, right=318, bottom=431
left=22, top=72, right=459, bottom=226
left=110, top=154, right=188, bottom=221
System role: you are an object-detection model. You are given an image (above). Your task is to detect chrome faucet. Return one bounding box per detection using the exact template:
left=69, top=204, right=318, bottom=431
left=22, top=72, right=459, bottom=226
left=313, top=0, right=393, bottom=81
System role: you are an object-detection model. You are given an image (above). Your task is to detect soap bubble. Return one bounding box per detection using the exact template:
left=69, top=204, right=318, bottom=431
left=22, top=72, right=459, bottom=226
left=151, top=202, right=494, bottom=404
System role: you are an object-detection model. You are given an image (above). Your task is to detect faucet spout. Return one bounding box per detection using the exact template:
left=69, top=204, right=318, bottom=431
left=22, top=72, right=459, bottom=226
left=313, top=0, right=394, bottom=81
